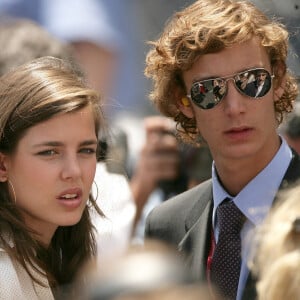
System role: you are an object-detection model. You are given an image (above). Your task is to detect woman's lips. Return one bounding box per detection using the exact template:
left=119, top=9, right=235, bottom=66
left=57, top=188, right=83, bottom=209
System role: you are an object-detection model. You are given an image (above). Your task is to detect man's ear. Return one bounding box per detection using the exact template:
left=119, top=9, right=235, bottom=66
left=177, top=97, right=195, bottom=118
left=0, top=153, right=8, bottom=182
left=273, top=63, right=287, bottom=101
left=274, top=73, right=286, bottom=101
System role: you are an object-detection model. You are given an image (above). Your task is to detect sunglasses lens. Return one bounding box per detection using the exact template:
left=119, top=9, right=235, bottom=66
left=189, top=68, right=272, bottom=110
left=190, top=79, right=225, bottom=109
left=235, top=69, right=272, bottom=98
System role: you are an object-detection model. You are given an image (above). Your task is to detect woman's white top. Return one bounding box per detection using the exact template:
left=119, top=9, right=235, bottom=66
left=0, top=246, right=54, bottom=300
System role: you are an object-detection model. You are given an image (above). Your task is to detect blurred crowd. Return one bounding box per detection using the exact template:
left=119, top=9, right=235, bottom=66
left=0, top=0, right=299, bottom=299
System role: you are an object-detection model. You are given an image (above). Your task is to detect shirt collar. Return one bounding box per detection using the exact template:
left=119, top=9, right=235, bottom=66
left=212, top=136, right=292, bottom=226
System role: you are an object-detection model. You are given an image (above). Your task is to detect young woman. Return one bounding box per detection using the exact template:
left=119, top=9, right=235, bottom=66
left=0, top=56, right=104, bottom=299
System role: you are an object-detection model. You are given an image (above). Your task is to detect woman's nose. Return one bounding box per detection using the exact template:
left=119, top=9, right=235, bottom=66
left=61, top=155, right=82, bottom=180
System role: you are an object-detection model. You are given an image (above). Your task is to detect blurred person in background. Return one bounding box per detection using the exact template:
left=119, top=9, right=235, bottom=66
left=73, top=240, right=218, bottom=300
left=249, top=183, right=300, bottom=300
left=131, top=116, right=212, bottom=243
left=0, top=0, right=146, bottom=118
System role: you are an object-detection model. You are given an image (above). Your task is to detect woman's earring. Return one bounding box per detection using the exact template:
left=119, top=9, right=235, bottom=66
left=92, top=180, right=99, bottom=201
left=8, top=180, right=17, bottom=204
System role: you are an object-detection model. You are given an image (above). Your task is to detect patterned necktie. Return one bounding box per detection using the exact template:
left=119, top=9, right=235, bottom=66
left=210, top=200, right=246, bottom=300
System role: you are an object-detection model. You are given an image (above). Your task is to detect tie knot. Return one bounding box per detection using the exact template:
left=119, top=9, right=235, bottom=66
left=217, top=200, right=245, bottom=234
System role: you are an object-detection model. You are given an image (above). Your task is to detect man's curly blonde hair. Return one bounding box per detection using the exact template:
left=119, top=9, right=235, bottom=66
left=145, top=0, right=299, bottom=144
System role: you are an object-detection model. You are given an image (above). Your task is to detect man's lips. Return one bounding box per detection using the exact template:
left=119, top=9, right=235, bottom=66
left=224, top=126, right=253, bottom=134
left=223, top=126, right=254, bottom=140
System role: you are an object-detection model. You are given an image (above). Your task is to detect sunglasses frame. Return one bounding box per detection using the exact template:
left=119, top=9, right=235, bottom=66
left=187, top=67, right=274, bottom=110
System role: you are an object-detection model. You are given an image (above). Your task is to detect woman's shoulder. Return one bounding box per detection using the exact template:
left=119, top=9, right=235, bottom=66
left=0, top=248, right=54, bottom=300
left=0, top=249, right=26, bottom=298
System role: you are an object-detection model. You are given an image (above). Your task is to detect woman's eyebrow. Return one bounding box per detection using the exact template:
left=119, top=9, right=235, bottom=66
left=32, top=139, right=98, bottom=148
left=79, top=140, right=98, bottom=146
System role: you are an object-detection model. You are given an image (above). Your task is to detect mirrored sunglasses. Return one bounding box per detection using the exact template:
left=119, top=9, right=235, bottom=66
left=187, top=68, right=274, bottom=109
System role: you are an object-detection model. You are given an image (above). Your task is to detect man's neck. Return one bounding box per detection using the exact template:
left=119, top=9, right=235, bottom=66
left=213, top=136, right=281, bottom=196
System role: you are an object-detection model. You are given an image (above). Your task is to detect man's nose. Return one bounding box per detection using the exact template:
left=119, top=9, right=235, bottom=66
left=223, top=80, right=246, bottom=115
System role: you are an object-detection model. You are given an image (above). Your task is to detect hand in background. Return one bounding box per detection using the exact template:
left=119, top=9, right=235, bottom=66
left=130, top=116, right=180, bottom=226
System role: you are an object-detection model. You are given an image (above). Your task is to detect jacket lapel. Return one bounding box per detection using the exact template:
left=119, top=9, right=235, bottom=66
left=178, top=180, right=213, bottom=281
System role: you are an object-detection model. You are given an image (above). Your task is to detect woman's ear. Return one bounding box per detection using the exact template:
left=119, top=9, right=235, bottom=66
left=177, top=96, right=195, bottom=118
left=0, top=153, right=8, bottom=182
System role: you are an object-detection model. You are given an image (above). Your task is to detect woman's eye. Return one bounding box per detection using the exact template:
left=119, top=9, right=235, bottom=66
left=37, top=149, right=57, bottom=156
left=79, top=148, right=96, bottom=154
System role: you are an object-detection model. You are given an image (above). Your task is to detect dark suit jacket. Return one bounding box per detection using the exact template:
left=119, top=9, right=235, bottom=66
left=244, top=79, right=271, bottom=98
left=145, top=150, right=300, bottom=300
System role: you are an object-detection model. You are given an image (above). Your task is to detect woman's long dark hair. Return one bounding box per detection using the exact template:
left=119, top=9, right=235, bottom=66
left=0, top=56, right=105, bottom=288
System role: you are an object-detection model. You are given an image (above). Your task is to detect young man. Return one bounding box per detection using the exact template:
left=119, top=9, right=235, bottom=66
left=144, top=0, right=299, bottom=299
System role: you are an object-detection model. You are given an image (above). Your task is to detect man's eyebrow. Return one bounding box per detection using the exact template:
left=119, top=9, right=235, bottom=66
left=192, top=75, right=218, bottom=83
